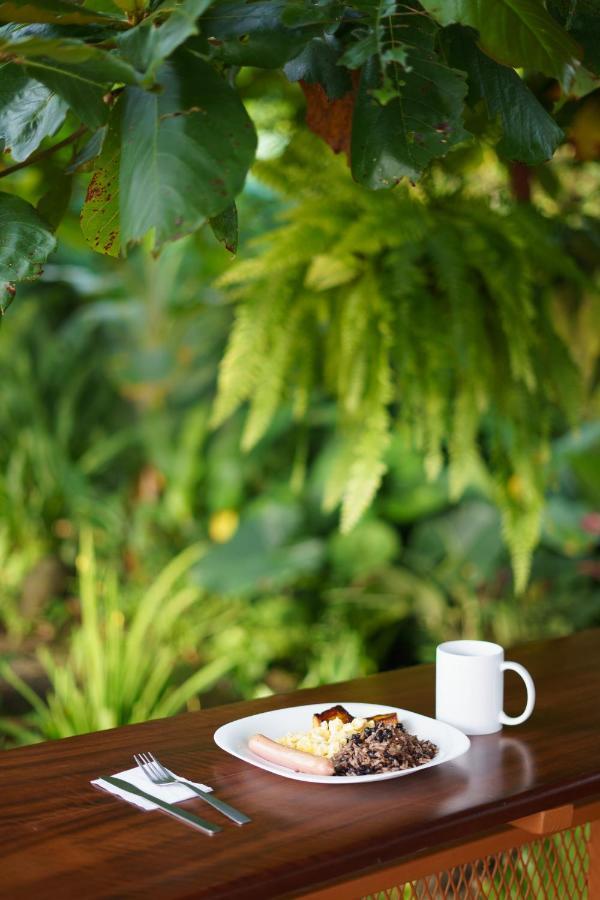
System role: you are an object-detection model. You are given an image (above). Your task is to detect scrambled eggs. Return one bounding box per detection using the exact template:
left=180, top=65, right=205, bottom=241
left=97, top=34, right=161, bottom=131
left=276, top=717, right=373, bottom=759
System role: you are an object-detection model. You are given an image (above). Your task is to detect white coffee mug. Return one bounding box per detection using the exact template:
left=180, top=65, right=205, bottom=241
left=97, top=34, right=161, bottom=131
left=436, top=640, right=535, bottom=735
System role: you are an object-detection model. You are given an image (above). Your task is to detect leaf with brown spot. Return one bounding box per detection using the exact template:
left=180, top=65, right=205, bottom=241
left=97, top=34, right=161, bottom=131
left=118, top=54, right=256, bottom=250
left=80, top=112, right=121, bottom=257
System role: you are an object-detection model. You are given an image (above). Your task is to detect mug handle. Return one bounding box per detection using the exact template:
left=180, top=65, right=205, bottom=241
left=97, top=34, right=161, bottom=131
left=499, top=661, right=536, bottom=726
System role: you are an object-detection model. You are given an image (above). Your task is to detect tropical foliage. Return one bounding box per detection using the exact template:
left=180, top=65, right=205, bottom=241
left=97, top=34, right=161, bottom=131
left=0, top=3, right=599, bottom=745
left=214, top=134, right=598, bottom=589
left=1, top=0, right=598, bottom=301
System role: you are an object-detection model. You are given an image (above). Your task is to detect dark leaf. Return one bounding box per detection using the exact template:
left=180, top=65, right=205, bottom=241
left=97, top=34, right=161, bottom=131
left=420, top=0, right=581, bottom=89
left=24, top=65, right=108, bottom=128
left=36, top=169, right=72, bottom=229
left=337, top=29, right=378, bottom=68
left=281, top=0, right=344, bottom=27
left=0, top=28, right=140, bottom=128
left=209, top=202, right=238, bottom=253
left=351, top=20, right=470, bottom=186
left=0, top=0, right=127, bottom=27
left=66, top=125, right=106, bottom=172
left=548, top=0, right=600, bottom=76
left=118, top=54, right=257, bottom=249
left=443, top=25, right=564, bottom=165
left=284, top=34, right=351, bottom=100
left=201, top=0, right=319, bottom=68
left=117, top=0, right=214, bottom=80
left=0, top=60, right=66, bottom=160
left=0, top=191, right=56, bottom=281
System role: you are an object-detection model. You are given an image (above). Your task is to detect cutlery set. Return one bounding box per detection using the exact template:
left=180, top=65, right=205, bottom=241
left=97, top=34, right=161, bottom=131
left=104, top=751, right=251, bottom=835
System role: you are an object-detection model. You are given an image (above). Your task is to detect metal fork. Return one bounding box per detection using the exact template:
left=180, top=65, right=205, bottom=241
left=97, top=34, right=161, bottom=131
left=134, top=752, right=251, bottom=826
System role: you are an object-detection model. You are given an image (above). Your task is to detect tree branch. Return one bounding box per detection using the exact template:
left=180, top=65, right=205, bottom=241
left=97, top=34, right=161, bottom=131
left=0, top=126, right=87, bottom=180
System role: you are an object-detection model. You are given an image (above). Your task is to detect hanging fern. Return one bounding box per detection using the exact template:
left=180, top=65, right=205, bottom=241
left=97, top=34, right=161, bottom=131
left=214, top=134, right=594, bottom=591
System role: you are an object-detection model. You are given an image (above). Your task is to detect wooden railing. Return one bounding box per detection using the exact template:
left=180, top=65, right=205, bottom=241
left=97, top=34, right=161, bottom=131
left=303, top=801, right=600, bottom=899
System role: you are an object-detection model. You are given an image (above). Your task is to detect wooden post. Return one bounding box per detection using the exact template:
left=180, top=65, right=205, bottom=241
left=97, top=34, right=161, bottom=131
left=511, top=804, right=573, bottom=835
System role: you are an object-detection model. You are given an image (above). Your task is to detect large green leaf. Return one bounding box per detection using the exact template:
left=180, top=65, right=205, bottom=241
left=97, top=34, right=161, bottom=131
left=201, top=0, right=318, bottom=67
left=0, top=0, right=127, bottom=26
left=420, top=0, right=581, bottom=88
left=0, top=192, right=56, bottom=282
left=80, top=115, right=121, bottom=256
left=193, top=501, right=325, bottom=596
left=0, top=32, right=140, bottom=83
left=116, top=0, right=214, bottom=80
left=118, top=54, right=257, bottom=249
left=0, top=31, right=141, bottom=128
left=0, top=61, right=66, bottom=160
left=443, top=26, right=564, bottom=164
left=548, top=0, right=600, bottom=76
left=351, top=20, right=470, bottom=187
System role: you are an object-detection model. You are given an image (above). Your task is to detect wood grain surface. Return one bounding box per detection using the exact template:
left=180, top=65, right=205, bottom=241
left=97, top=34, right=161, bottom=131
left=1, top=629, right=599, bottom=899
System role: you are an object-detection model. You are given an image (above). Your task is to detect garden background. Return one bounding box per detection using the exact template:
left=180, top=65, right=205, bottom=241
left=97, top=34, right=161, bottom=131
left=0, top=1, right=599, bottom=747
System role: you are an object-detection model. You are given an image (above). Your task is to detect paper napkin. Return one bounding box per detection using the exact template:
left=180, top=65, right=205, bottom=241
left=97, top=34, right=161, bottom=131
left=92, top=766, right=212, bottom=811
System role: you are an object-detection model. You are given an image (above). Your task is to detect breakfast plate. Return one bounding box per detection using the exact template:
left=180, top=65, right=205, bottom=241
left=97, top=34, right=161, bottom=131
left=214, top=701, right=471, bottom=784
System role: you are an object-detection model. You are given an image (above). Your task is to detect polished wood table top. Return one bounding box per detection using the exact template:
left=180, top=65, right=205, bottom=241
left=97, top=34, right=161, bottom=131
left=1, top=629, right=599, bottom=899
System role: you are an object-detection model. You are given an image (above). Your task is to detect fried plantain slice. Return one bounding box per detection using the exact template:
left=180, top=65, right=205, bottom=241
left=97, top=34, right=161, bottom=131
left=372, top=712, right=399, bottom=726
left=312, top=705, right=354, bottom=727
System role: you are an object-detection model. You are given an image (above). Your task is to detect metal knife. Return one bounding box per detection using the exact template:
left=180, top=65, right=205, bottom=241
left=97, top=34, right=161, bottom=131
left=102, top=776, right=222, bottom=835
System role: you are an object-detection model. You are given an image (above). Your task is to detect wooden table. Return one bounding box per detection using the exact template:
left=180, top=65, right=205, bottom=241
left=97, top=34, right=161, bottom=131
left=1, top=629, right=600, bottom=899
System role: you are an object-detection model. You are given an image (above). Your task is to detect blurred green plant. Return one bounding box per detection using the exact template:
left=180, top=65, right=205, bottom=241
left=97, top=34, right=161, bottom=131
left=0, top=532, right=234, bottom=743
left=213, top=133, right=599, bottom=591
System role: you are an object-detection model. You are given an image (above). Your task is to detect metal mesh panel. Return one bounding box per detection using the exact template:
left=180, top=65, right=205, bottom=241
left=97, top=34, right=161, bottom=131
left=365, top=823, right=591, bottom=900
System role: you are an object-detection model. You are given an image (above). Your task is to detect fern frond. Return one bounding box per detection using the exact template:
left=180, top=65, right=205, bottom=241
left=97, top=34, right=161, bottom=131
left=212, top=132, right=593, bottom=589
left=241, top=292, right=305, bottom=450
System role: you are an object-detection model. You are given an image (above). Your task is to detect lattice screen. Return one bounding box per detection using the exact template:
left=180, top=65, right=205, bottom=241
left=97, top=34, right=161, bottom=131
left=364, top=823, right=590, bottom=900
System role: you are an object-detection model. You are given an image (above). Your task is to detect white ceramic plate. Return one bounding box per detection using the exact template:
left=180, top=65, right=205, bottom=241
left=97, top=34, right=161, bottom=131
left=214, top=701, right=471, bottom=784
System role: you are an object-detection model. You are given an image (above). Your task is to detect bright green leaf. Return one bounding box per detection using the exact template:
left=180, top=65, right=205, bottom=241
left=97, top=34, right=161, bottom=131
left=443, top=25, right=564, bottom=164
left=565, top=65, right=600, bottom=101
left=420, top=0, right=581, bottom=89
left=305, top=254, right=358, bottom=290
left=351, top=20, right=470, bottom=187
left=382, top=45, right=409, bottom=67
left=80, top=114, right=120, bottom=256
left=0, top=60, right=66, bottom=160
left=0, top=191, right=56, bottom=282
left=118, top=54, right=257, bottom=250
